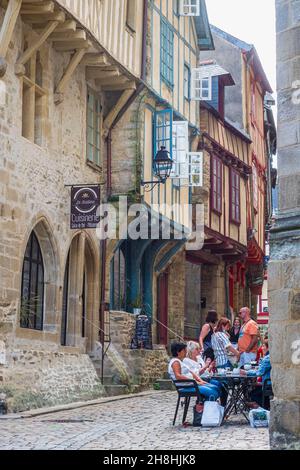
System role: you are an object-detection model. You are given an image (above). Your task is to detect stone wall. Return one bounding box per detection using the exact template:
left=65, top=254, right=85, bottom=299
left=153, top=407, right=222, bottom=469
left=0, top=10, right=105, bottom=410
left=269, top=0, right=300, bottom=450
left=0, top=351, right=103, bottom=412
left=167, top=250, right=186, bottom=343
left=201, top=263, right=226, bottom=320
left=105, top=311, right=169, bottom=388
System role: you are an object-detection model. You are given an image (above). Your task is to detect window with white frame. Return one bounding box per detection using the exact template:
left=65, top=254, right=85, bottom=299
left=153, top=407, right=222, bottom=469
left=172, top=121, right=189, bottom=178
left=191, top=69, right=212, bottom=101
left=188, top=152, right=203, bottom=187
left=179, top=0, right=200, bottom=16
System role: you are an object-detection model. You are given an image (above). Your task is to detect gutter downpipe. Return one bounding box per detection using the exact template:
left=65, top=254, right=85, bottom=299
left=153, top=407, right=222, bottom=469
left=99, top=0, right=148, bottom=383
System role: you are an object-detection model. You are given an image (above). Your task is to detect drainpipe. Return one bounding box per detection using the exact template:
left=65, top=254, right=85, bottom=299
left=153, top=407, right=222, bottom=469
left=99, top=0, right=148, bottom=355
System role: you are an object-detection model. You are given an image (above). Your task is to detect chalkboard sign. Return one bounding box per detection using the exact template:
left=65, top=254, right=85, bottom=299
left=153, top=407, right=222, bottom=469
left=131, top=315, right=152, bottom=350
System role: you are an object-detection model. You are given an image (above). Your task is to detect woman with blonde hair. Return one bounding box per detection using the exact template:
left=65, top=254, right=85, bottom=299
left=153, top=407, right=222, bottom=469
left=183, top=341, right=210, bottom=376
left=183, top=341, right=228, bottom=407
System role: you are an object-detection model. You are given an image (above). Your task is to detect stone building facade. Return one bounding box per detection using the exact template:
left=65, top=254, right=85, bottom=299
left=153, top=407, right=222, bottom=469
left=0, top=0, right=147, bottom=411
left=0, top=0, right=214, bottom=411
left=269, top=0, right=300, bottom=450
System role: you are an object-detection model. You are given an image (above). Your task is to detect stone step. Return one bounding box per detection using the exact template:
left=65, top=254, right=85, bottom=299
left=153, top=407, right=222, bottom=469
left=104, top=385, right=130, bottom=397
left=153, top=379, right=175, bottom=391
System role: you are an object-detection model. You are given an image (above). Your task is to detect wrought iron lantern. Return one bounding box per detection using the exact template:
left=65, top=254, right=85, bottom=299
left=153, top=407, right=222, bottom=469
left=141, top=146, right=173, bottom=191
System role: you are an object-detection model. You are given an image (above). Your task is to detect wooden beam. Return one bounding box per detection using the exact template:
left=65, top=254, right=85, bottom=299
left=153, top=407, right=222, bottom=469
left=96, top=75, right=129, bottom=86
left=52, top=39, right=90, bottom=52
left=103, top=88, right=136, bottom=131
left=33, top=19, right=76, bottom=33
left=81, top=53, right=111, bottom=67
left=49, top=30, right=86, bottom=42
left=0, top=0, right=22, bottom=72
left=23, top=11, right=65, bottom=24
left=16, top=20, right=59, bottom=66
left=86, top=66, right=120, bottom=80
left=54, top=47, right=88, bottom=103
left=101, top=82, right=137, bottom=91
left=186, top=251, right=220, bottom=266
left=20, top=1, right=54, bottom=15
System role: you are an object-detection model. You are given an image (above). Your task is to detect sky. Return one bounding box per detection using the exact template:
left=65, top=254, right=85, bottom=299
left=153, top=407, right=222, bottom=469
left=205, top=0, right=276, bottom=93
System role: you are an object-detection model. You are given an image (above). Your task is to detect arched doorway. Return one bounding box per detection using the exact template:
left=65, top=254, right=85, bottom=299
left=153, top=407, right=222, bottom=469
left=61, top=234, right=97, bottom=352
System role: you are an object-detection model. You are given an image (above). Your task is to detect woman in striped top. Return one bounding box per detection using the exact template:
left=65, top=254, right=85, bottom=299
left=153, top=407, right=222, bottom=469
left=211, top=318, right=240, bottom=369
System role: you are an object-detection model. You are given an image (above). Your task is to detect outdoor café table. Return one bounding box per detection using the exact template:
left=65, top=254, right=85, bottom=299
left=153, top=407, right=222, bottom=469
left=212, top=373, right=257, bottom=423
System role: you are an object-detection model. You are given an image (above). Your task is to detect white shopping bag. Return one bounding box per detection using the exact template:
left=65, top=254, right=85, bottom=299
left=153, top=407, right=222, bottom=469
left=201, top=401, right=224, bottom=427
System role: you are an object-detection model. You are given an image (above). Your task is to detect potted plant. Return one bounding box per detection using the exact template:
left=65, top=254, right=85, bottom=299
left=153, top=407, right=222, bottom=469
left=131, top=295, right=143, bottom=316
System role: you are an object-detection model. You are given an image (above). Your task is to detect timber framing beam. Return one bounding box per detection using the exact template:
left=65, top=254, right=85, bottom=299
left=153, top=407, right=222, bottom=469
left=16, top=19, right=60, bottom=72
left=81, top=53, right=112, bottom=67
left=0, top=0, right=22, bottom=77
left=54, top=46, right=89, bottom=104
left=103, top=87, right=136, bottom=132
left=186, top=251, right=220, bottom=266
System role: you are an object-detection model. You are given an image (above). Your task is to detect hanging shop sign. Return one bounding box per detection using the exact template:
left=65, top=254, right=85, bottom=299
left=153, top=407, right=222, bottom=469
left=70, top=185, right=100, bottom=230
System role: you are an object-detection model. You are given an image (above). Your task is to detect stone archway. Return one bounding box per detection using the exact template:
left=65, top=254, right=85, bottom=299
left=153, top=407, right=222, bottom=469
left=20, top=217, right=60, bottom=334
left=61, top=233, right=98, bottom=352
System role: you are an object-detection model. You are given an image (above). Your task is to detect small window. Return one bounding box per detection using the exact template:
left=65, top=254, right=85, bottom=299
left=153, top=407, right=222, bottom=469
left=160, top=18, right=174, bottom=88
left=230, top=169, right=241, bottom=224
left=191, top=69, right=212, bottom=101
left=154, top=109, right=173, bottom=162
left=87, top=88, right=101, bottom=167
left=188, top=152, right=203, bottom=187
left=126, top=0, right=137, bottom=32
left=21, top=232, right=44, bottom=331
left=179, top=0, right=200, bottom=16
left=184, top=64, right=190, bottom=100
left=172, top=120, right=189, bottom=178
left=22, top=46, right=46, bottom=145
left=252, top=163, right=258, bottom=212
left=173, top=0, right=180, bottom=15
left=211, top=155, right=222, bottom=214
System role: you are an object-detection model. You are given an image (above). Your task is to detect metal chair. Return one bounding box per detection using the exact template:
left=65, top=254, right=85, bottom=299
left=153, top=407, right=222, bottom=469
left=172, top=379, right=204, bottom=426
left=262, top=379, right=273, bottom=410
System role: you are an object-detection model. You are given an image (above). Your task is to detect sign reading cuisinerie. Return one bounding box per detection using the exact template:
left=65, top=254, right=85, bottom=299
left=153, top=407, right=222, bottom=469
left=70, top=185, right=100, bottom=230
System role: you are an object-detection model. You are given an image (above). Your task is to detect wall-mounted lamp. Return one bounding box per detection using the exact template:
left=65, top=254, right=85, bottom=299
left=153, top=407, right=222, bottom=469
left=141, top=146, right=173, bottom=192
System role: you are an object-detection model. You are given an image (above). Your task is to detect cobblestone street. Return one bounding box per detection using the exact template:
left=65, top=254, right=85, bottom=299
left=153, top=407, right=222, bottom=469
left=0, top=392, right=270, bottom=450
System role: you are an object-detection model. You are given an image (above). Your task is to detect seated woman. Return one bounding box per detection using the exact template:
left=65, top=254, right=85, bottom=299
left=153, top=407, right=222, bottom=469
left=211, top=318, right=240, bottom=370
left=168, top=342, right=220, bottom=401
left=241, top=338, right=272, bottom=409
left=183, top=341, right=228, bottom=406
left=183, top=341, right=210, bottom=376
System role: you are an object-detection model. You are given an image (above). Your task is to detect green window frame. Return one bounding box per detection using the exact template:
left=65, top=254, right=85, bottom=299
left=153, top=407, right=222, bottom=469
left=87, top=88, right=101, bottom=167
left=160, top=18, right=174, bottom=89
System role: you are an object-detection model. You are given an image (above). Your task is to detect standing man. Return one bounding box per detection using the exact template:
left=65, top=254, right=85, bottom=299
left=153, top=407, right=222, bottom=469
left=238, top=307, right=259, bottom=366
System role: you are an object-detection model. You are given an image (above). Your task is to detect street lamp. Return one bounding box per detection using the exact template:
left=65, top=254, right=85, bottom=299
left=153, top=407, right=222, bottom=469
left=141, top=146, right=173, bottom=192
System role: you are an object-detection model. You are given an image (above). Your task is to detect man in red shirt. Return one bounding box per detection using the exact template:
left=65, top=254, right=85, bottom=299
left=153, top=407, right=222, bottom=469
left=238, top=307, right=259, bottom=367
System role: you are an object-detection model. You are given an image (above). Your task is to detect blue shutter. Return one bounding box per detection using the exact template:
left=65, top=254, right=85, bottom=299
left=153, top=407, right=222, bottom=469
left=206, top=76, right=219, bottom=110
